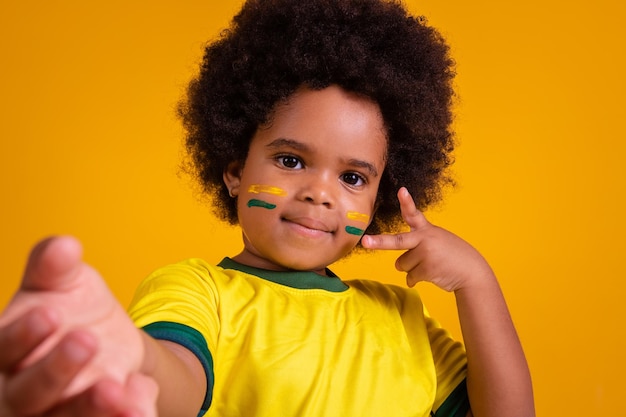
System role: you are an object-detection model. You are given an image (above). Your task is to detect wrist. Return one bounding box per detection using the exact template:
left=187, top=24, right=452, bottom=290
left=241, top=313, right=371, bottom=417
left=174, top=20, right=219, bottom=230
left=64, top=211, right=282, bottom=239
left=453, top=264, right=498, bottom=294
left=138, top=330, right=157, bottom=376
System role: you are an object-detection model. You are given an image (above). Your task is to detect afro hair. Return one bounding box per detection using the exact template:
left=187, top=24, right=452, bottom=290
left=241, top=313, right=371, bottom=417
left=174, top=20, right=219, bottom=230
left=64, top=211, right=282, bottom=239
left=179, top=0, right=456, bottom=235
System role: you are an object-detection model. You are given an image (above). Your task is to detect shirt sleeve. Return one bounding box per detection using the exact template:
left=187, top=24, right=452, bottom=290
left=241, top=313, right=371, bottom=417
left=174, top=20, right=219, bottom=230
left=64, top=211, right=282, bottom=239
left=127, top=259, right=221, bottom=414
left=432, top=378, right=470, bottom=417
left=424, top=308, right=469, bottom=416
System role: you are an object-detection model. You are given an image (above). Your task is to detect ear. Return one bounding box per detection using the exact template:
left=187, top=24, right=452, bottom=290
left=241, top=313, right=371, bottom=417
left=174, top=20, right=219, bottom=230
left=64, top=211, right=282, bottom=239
left=223, top=161, right=243, bottom=197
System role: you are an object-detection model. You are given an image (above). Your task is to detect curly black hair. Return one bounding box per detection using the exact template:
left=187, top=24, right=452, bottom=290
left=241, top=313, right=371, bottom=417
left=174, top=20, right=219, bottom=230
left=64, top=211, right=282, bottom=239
left=179, top=0, right=456, bottom=235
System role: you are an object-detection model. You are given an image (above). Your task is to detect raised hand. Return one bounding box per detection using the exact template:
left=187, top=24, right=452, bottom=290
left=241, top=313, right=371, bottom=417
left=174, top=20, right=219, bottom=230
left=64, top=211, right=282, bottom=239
left=364, top=188, right=535, bottom=417
left=0, top=236, right=156, bottom=416
left=361, top=187, right=493, bottom=291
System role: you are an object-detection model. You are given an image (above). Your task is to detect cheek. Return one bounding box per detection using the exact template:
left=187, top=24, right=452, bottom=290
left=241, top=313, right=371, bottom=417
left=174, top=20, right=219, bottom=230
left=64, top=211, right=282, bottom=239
left=247, top=184, right=288, bottom=197
left=247, top=198, right=278, bottom=210
left=345, top=225, right=366, bottom=236
left=242, top=184, right=289, bottom=211
left=343, top=211, right=371, bottom=237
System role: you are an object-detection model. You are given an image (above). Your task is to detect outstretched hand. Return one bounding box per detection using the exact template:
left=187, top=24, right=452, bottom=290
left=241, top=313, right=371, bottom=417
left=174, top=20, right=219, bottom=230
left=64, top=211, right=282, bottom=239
left=361, top=187, right=493, bottom=291
left=0, top=237, right=157, bottom=416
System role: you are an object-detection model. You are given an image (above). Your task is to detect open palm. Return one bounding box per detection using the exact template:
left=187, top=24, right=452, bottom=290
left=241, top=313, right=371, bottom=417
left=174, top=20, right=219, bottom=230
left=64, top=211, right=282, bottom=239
left=0, top=236, right=153, bottom=416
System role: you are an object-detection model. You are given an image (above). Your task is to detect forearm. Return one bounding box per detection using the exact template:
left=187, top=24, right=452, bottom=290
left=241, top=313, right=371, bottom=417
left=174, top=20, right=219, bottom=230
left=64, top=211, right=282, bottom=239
left=139, top=331, right=207, bottom=417
left=455, top=270, right=535, bottom=417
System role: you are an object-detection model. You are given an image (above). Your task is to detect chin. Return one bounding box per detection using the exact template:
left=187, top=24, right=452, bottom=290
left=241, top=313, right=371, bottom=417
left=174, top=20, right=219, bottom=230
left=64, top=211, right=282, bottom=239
left=278, top=252, right=350, bottom=273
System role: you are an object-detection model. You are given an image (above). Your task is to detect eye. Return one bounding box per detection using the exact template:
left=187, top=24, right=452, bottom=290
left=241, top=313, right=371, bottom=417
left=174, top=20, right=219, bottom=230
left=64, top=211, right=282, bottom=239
left=277, top=155, right=303, bottom=169
left=341, top=172, right=366, bottom=187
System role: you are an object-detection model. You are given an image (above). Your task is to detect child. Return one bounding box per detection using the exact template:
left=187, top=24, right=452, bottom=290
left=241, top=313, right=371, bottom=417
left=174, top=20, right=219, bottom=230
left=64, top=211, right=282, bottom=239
left=0, top=0, right=534, bottom=416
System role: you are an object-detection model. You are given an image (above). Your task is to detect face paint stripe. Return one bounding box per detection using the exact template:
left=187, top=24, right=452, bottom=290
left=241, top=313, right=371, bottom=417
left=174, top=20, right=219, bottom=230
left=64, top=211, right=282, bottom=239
left=247, top=199, right=277, bottom=209
left=345, top=226, right=365, bottom=236
left=346, top=211, right=370, bottom=223
left=248, top=185, right=287, bottom=196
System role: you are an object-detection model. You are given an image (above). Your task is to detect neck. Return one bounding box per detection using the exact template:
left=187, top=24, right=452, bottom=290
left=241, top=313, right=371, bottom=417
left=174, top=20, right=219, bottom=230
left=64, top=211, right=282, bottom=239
left=231, top=250, right=329, bottom=276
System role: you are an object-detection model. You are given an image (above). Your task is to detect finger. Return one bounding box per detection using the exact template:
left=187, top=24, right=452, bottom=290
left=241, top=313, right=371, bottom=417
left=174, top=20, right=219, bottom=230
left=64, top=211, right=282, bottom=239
left=54, top=375, right=160, bottom=417
left=122, top=374, right=159, bottom=417
left=45, top=378, right=127, bottom=417
left=395, top=249, right=426, bottom=284
left=22, top=236, right=84, bottom=292
left=4, top=330, right=97, bottom=415
left=360, top=188, right=428, bottom=251
left=361, top=231, right=420, bottom=251
left=397, top=187, right=429, bottom=230
left=0, top=307, right=59, bottom=372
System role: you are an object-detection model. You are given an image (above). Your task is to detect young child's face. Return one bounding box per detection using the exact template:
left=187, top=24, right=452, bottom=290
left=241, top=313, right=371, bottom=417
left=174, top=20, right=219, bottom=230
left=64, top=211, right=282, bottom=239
left=224, top=85, right=387, bottom=274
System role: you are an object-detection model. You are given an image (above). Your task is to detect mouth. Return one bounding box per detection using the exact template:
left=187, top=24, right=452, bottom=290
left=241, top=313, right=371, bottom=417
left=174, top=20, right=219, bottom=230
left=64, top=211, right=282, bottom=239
left=282, top=216, right=334, bottom=236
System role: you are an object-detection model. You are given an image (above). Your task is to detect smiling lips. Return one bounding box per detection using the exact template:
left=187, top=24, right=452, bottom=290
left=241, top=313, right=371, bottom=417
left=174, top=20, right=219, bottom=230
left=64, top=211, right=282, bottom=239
left=282, top=216, right=333, bottom=235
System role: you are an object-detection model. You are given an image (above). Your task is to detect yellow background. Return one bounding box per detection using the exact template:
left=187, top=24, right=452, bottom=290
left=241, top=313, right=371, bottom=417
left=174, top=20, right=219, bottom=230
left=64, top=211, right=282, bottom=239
left=1, top=1, right=624, bottom=415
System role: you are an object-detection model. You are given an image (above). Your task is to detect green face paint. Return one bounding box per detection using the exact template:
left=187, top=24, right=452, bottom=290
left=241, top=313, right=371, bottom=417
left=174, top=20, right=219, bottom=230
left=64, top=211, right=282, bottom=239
left=345, top=226, right=365, bottom=236
left=247, top=199, right=276, bottom=209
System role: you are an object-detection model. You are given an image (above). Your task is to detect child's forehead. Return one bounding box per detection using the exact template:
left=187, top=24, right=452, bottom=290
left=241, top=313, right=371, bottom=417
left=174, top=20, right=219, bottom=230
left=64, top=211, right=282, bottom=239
left=250, top=86, right=388, bottom=170
left=263, top=85, right=384, bottom=127
left=266, top=86, right=384, bottom=131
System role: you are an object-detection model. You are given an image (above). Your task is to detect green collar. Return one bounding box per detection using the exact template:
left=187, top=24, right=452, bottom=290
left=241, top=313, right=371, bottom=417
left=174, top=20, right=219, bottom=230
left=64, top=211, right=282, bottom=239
left=218, top=258, right=349, bottom=293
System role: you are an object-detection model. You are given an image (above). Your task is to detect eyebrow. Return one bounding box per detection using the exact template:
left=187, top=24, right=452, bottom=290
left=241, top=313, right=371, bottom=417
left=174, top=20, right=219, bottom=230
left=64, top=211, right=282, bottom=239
left=265, top=138, right=309, bottom=152
left=266, top=137, right=380, bottom=178
left=347, top=158, right=379, bottom=178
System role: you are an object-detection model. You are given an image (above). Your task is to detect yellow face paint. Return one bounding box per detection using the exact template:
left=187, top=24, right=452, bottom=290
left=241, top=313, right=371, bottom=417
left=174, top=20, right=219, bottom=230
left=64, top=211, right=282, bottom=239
left=345, top=211, right=369, bottom=236
left=346, top=211, right=370, bottom=223
left=248, top=184, right=287, bottom=196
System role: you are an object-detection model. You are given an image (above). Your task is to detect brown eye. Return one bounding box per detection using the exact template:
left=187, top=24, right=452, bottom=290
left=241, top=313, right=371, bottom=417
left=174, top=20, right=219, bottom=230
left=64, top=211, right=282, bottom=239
left=342, top=172, right=365, bottom=186
left=278, top=155, right=303, bottom=169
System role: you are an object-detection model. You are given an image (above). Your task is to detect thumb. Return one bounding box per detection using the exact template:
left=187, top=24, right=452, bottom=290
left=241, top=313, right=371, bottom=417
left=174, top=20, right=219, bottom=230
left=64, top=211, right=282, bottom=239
left=21, top=236, right=84, bottom=292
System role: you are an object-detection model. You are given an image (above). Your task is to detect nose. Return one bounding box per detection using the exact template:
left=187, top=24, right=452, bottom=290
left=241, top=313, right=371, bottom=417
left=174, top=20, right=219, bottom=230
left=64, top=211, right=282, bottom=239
left=296, top=172, right=336, bottom=208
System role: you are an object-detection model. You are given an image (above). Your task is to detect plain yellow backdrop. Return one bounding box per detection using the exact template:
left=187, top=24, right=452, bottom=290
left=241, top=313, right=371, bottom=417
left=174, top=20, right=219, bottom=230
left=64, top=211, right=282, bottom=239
left=1, top=1, right=625, bottom=415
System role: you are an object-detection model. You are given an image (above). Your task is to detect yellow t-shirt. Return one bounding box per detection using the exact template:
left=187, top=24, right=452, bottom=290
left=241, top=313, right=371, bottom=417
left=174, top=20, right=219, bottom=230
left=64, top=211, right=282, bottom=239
left=128, top=258, right=469, bottom=417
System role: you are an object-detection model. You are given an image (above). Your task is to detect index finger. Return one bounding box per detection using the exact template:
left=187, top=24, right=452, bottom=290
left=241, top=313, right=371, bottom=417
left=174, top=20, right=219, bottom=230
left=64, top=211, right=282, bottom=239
left=361, top=231, right=420, bottom=251
left=0, top=307, right=59, bottom=372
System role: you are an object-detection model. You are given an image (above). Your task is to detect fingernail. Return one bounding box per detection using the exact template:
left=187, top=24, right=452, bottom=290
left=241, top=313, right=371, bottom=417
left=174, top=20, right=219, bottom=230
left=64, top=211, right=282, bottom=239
left=63, top=332, right=96, bottom=363
left=91, top=378, right=123, bottom=411
left=27, top=308, right=59, bottom=338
